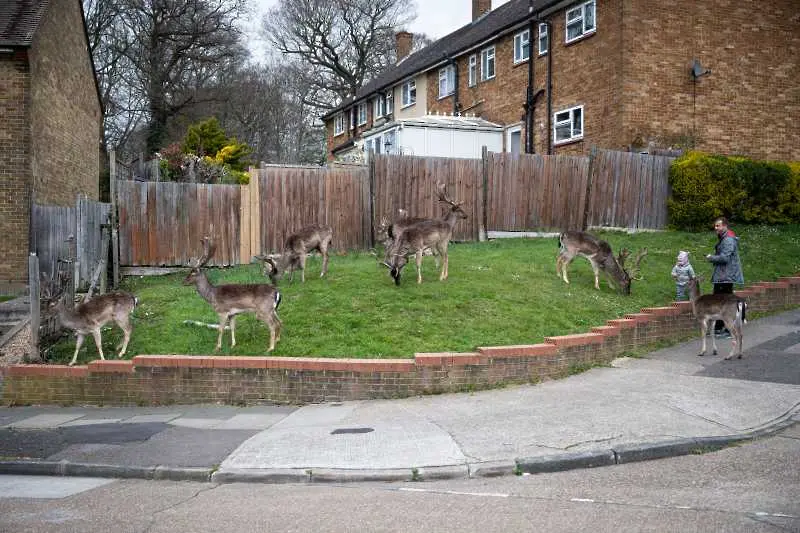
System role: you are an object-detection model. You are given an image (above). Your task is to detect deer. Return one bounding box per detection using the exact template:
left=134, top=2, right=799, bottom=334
left=48, top=291, right=138, bottom=366
left=377, top=209, right=438, bottom=267
left=687, top=277, right=746, bottom=359
left=556, top=231, right=647, bottom=295
left=185, top=237, right=282, bottom=352
left=383, top=181, right=468, bottom=285
left=258, top=224, right=332, bottom=284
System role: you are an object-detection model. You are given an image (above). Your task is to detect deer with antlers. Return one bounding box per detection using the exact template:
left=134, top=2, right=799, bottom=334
left=377, top=209, right=438, bottom=267
left=687, top=277, right=746, bottom=359
left=48, top=291, right=138, bottom=366
left=556, top=231, right=647, bottom=295
left=258, top=224, right=332, bottom=284
left=382, top=181, right=467, bottom=285
left=185, top=237, right=282, bottom=352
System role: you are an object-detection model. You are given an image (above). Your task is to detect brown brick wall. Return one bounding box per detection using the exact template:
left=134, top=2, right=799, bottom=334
left=0, top=0, right=102, bottom=283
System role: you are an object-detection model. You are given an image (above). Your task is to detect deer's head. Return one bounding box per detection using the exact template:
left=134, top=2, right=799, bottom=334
left=616, top=247, right=648, bottom=295
left=184, top=237, right=215, bottom=285
left=436, top=181, right=468, bottom=222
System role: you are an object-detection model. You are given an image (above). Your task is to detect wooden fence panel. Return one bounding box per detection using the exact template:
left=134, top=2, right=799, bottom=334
left=76, top=197, right=111, bottom=288
left=372, top=154, right=481, bottom=242
left=30, top=204, right=76, bottom=284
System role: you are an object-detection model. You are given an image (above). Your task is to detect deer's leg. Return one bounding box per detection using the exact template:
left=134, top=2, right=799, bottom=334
left=215, top=313, right=229, bottom=351
left=710, top=322, right=719, bottom=356
left=258, top=311, right=279, bottom=352
left=70, top=334, right=86, bottom=366
left=589, top=260, right=601, bottom=290
left=698, top=321, right=707, bottom=356
left=299, top=253, right=307, bottom=283
left=230, top=316, right=237, bottom=347
left=416, top=250, right=424, bottom=284
left=723, top=317, right=743, bottom=360
left=558, top=254, right=572, bottom=284
left=320, top=244, right=329, bottom=278
left=115, top=315, right=133, bottom=357
left=440, top=247, right=449, bottom=281
left=91, top=330, right=105, bottom=361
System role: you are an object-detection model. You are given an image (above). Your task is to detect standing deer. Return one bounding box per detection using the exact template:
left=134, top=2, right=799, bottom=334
left=185, top=237, right=282, bottom=352
left=49, top=291, right=138, bottom=366
left=383, top=181, right=467, bottom=285
left=687, top=277, right=746, bottom=359
left=259, top=224, right=332, bottom=284
left=556, top=231, right=647, bottom=295
left=377, top=209, right=437, bottom=267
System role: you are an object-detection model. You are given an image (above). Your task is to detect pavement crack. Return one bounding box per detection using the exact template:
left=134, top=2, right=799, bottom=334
left=141, top=483, right=220, bottom=532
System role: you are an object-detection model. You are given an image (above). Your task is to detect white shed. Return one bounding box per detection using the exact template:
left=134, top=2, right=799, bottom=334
left=361, top=114, right=503, bottom=160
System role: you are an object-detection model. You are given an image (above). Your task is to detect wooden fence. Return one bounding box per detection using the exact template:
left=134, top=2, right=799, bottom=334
left=30, top=196, right=111, bottom=290
left=115, top=149, right=673, bottom=266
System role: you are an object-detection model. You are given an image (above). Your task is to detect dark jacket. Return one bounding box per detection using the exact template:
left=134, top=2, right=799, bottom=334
left=708, top=230, right=744, bottom=284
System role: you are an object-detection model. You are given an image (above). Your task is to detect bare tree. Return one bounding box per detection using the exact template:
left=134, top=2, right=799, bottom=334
left=262, top=0, right=416, bottom=110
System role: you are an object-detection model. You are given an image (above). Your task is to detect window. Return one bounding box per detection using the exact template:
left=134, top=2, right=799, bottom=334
left=507, top=125, right=522, bottom=156
left=357, top=102, right=367, bottom=125
left=480, top=46, right=495, bottom=81
left=385, top=90, right=394, bottom=114
left=383, top=130, right=396, bottom=154
left=513, top=30, right=530, bottom=63
left=334, top=113, right=345, bottom=136
left=350, top=108, right=356, bottom=129
left=373, top=96, right=385, bottom=119
left=401, top=80, right=416, bottom=107
left=438, top=65, right=455, bottom=98
left=554, top=105, right=583, bottom=144
left=468, top=55, right=477, bottom=87
left=538, top=23, right=549, bottom=55
left=566, top=0, right=596, bottom=43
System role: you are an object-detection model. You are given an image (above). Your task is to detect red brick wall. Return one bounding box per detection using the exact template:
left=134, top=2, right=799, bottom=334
left=0, top=0, right=102, bottom=283
left=3, top=276, right=798, bottom=406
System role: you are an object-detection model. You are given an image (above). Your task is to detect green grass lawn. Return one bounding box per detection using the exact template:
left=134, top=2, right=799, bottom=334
left=42, top=225, right=800, bottom=365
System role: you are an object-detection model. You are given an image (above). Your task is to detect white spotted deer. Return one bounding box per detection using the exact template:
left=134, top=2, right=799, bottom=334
left=383, top=181, right=467, bottom=285
left=259, top=224, right=332, bottom=284
left=49, top=291, right=138, bottom=366
left=556, top=231, right=647, bottom=295
left=185, top=237, right=282, bottom=352
left=687, top=277, right=746, bottom=359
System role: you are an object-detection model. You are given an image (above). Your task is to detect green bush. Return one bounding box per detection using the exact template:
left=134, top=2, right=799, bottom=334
left=668, top=152, right=798, bottom=230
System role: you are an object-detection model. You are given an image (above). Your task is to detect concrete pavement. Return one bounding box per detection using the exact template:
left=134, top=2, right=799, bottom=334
left=1, top=309, right=799, bottom=484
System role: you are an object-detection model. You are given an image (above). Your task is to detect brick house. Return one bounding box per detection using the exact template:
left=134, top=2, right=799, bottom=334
left=323, top=0, right=798, bottom=163
left=0, top=0, right=103, bottom=289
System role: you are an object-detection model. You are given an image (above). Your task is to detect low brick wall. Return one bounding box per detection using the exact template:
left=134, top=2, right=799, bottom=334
left=2, top=276, right=799, bottom=406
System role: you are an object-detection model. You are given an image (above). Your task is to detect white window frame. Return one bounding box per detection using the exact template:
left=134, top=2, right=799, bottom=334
left=506, top=125, right=523, bottom=156
left=566, top=0, right=596, bottom=43
left=373, top=96, right=385, bottom=119
left=386, top=90, right=394, bottom=114
left=538, top=23, right=549, bottom=55
left=513, top=30, right=530, bottom=63
left=553, top=105, right=584, bottom=145
left=334, top=113, right=345, bottom=136
left=468, top=55, right=477, bottom=87
left=401, top=80, right=416, bottom=108
left=357, top=102, right=367, bottom=126
left=480, top=46, right=495, bottom=81
left=438, top=65, right=455, bottom=98
left=350, top=108, right=356, bottom=129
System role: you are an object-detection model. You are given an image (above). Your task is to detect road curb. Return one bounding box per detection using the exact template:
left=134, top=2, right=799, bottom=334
left=0, top=460, right=213, bottom=482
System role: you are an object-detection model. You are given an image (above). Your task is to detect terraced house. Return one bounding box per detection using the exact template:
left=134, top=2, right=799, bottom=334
left=323, top=0, right=798, bottom=162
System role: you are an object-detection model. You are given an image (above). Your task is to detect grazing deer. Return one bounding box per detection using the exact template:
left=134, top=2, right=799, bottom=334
left=383, top=181, right=467, bottom=285
left=556, top=231, right=647, bottom=295
left=687, top=277, right=746, bottom=359
left=49, top=291, right=138, bottom=366
left=259, top=224, right=332, bottom=284
left=185, top=237, right=282, bottom=352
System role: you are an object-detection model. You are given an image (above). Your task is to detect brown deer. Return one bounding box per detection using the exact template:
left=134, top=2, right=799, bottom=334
left=49, top=291, right=138, bottom=366
left=259, top=224, right=332, bottom=284
left=185, top=237, right=282, bottom=352
left=687, top=277, right=746, bottom=359
left=556, top=231, right=647, bottom=295
left=377, top=209, right=438, bottom=267
left=383, top=181, right=467, bottom=285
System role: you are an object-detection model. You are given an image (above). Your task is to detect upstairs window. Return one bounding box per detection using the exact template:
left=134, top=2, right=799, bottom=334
left=513, top=30, right=530, bottom=63
left=357, top=102, right=367, bottom=125
left=386, top=90, right=394, bottom=114
left=480, top=46, right=495, bottom=81
left=538, top=23, right=549, bottom=55
left=438, top=65, right=455, bottom=98
left=554, top=105, right=583, bottom=144
left=334, top=113, right=345, bottom=136
left=373, top=96, right=385, bottom=119
left=566, top=0, right=596, bottom=43
left=468, top=54, right=477, bottom=87
left=401, top=80, right=416, bottom=107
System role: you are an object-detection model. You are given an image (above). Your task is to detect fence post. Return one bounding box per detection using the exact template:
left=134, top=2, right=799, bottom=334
left=481, top=146, right=489, bottom=241
left=110, top=150, right=120, bottom=288
left=581, top=145, right=598, bottom=231
left=28, top=254, right=41, bottom=362
left=368, top=155, right=376, bottom=249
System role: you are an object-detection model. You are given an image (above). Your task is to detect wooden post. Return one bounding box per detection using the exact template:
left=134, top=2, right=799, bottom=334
left=250, top=167, right=261, bottom=257
left=239, top=171, right=252, bottom=263
left=110, top=150, right=120, bottom=288
left=28, top=254, right=41, bottom=362
left=581, top=145, right=597, bottom=231
left=481, top=146, right=489, bottom=241
left=368, top=155, right=376, bottom=249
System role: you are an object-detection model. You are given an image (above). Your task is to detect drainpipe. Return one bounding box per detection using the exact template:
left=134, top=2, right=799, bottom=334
left=525, top=3, right=553, bottom=155
left=451, top=58, right=460, bottom=115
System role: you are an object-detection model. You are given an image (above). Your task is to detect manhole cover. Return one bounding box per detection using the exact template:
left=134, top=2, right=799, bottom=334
left=330, top=427, right=374, bottom=435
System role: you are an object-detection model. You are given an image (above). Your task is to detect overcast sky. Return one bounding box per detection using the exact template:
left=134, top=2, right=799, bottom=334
left=246, top=0, right=512, bottom=63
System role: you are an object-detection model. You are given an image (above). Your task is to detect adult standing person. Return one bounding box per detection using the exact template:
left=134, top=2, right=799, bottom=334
left=705, top=216, right=744, bottom=337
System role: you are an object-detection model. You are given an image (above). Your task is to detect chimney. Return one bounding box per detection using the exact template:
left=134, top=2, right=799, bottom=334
left=472, top=0, right=491, bottom=21
left=395, top=31, right=413, bottom=62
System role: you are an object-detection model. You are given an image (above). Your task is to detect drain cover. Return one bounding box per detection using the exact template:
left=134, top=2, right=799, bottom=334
left=331, top=427, right=374, bottom=435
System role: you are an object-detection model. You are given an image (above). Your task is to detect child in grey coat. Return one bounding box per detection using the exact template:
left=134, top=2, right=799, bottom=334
left=671, top=251, right=696, bottom=301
